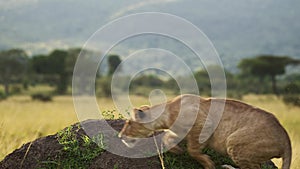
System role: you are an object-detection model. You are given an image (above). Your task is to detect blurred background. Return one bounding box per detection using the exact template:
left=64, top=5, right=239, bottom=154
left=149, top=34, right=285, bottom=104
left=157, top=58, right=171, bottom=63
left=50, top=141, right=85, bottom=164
left=0, top=0, right=300, bottom=167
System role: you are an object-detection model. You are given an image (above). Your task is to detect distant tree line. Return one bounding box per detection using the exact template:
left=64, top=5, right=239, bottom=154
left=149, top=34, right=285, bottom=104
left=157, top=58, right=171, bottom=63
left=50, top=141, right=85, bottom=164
left=0, top=48, right=87, bottom=96
left=0, top=48, right=121, bottom=98
left=0, top=48, right=300, bottom=106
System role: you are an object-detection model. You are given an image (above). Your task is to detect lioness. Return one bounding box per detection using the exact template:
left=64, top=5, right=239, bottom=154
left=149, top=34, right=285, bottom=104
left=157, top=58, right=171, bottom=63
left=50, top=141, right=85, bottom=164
left=119, top=94, right=291, bottom=169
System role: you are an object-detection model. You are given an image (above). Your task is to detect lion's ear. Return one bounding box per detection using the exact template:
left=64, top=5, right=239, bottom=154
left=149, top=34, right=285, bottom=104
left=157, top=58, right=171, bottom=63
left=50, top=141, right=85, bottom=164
left=139, top=105, right=150, bottom=109
left=132, top=108, right=146, bottom=121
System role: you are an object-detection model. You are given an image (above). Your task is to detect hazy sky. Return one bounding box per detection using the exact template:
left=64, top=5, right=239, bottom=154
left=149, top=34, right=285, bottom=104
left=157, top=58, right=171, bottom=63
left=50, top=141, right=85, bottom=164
left=0, top=0, right=299, bottom=70
left=0, top=0, right=39, bottom=9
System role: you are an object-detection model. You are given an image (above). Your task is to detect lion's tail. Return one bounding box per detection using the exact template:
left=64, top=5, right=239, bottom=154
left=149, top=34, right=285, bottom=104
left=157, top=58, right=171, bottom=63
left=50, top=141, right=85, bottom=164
left=282, top=135, right=292, bottom=169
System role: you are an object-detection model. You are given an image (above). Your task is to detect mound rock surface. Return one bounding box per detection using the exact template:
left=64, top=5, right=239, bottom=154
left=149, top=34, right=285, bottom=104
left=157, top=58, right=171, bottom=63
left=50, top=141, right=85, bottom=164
left=0, top=119, right=277, bottom=169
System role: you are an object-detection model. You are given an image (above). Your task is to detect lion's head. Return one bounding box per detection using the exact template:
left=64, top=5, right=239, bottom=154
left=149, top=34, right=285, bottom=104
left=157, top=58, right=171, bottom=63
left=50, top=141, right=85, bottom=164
left=118, top=106, right=154, bottom=148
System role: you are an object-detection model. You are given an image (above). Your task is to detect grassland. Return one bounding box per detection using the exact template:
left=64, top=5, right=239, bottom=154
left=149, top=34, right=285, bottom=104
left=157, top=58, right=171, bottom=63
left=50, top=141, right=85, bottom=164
left=0, top=94, right=151, bottom=160
left=0, top=94, right=299, bottom=168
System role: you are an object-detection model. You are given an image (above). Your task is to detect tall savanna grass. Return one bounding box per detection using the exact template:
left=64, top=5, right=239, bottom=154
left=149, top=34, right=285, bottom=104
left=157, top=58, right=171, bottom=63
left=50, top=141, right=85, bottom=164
left=0, top=94, right=150, bottom=160
left=0, top=96, right=77, bottom=159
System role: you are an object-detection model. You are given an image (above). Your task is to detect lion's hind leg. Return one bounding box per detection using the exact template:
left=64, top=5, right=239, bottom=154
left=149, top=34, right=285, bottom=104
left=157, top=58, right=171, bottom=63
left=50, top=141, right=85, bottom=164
left=226, top=130, right=262, bottom=169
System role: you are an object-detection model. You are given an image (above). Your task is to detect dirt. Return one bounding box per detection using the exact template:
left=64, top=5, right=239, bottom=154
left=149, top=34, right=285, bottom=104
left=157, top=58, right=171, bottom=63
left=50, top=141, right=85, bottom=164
left=0, top=119, right=277, bottom=169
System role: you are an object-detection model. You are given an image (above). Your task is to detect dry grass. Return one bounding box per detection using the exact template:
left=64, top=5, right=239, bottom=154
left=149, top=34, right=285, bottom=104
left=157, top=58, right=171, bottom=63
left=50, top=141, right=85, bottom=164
left=0, top=94, right=299, bottom=168
left=0, top=95, right=151, bottom=160
left=0, top=96, right=77, bottom=160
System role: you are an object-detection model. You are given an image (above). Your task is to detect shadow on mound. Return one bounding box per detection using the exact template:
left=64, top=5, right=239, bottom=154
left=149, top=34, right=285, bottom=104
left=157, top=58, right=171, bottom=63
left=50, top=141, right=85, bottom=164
left=0, top=120, right=278, bottom=169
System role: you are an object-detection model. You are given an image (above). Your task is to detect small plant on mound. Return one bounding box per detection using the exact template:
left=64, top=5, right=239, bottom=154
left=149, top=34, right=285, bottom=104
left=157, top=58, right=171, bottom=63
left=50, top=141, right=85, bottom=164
left=39, top=125, right=105, bottom=169
left=101, top=109, right=125, bottom=119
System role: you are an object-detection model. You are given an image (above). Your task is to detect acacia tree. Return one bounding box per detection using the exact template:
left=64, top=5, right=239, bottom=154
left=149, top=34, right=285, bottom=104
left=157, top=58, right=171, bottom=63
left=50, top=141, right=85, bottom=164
left=238, top=55, right=300, bottom=95
left=31, top=50, right=68, bottom=94
left=0, top=49, right=28, bottom=96
left=108, top=54, right=121, bottom=76
left=97, top=54, right=122, bottom=97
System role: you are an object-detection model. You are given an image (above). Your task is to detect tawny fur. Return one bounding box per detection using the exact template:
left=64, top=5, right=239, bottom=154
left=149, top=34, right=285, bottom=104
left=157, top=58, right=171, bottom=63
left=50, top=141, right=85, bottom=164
left=119, top=94, right=292, bottom=169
